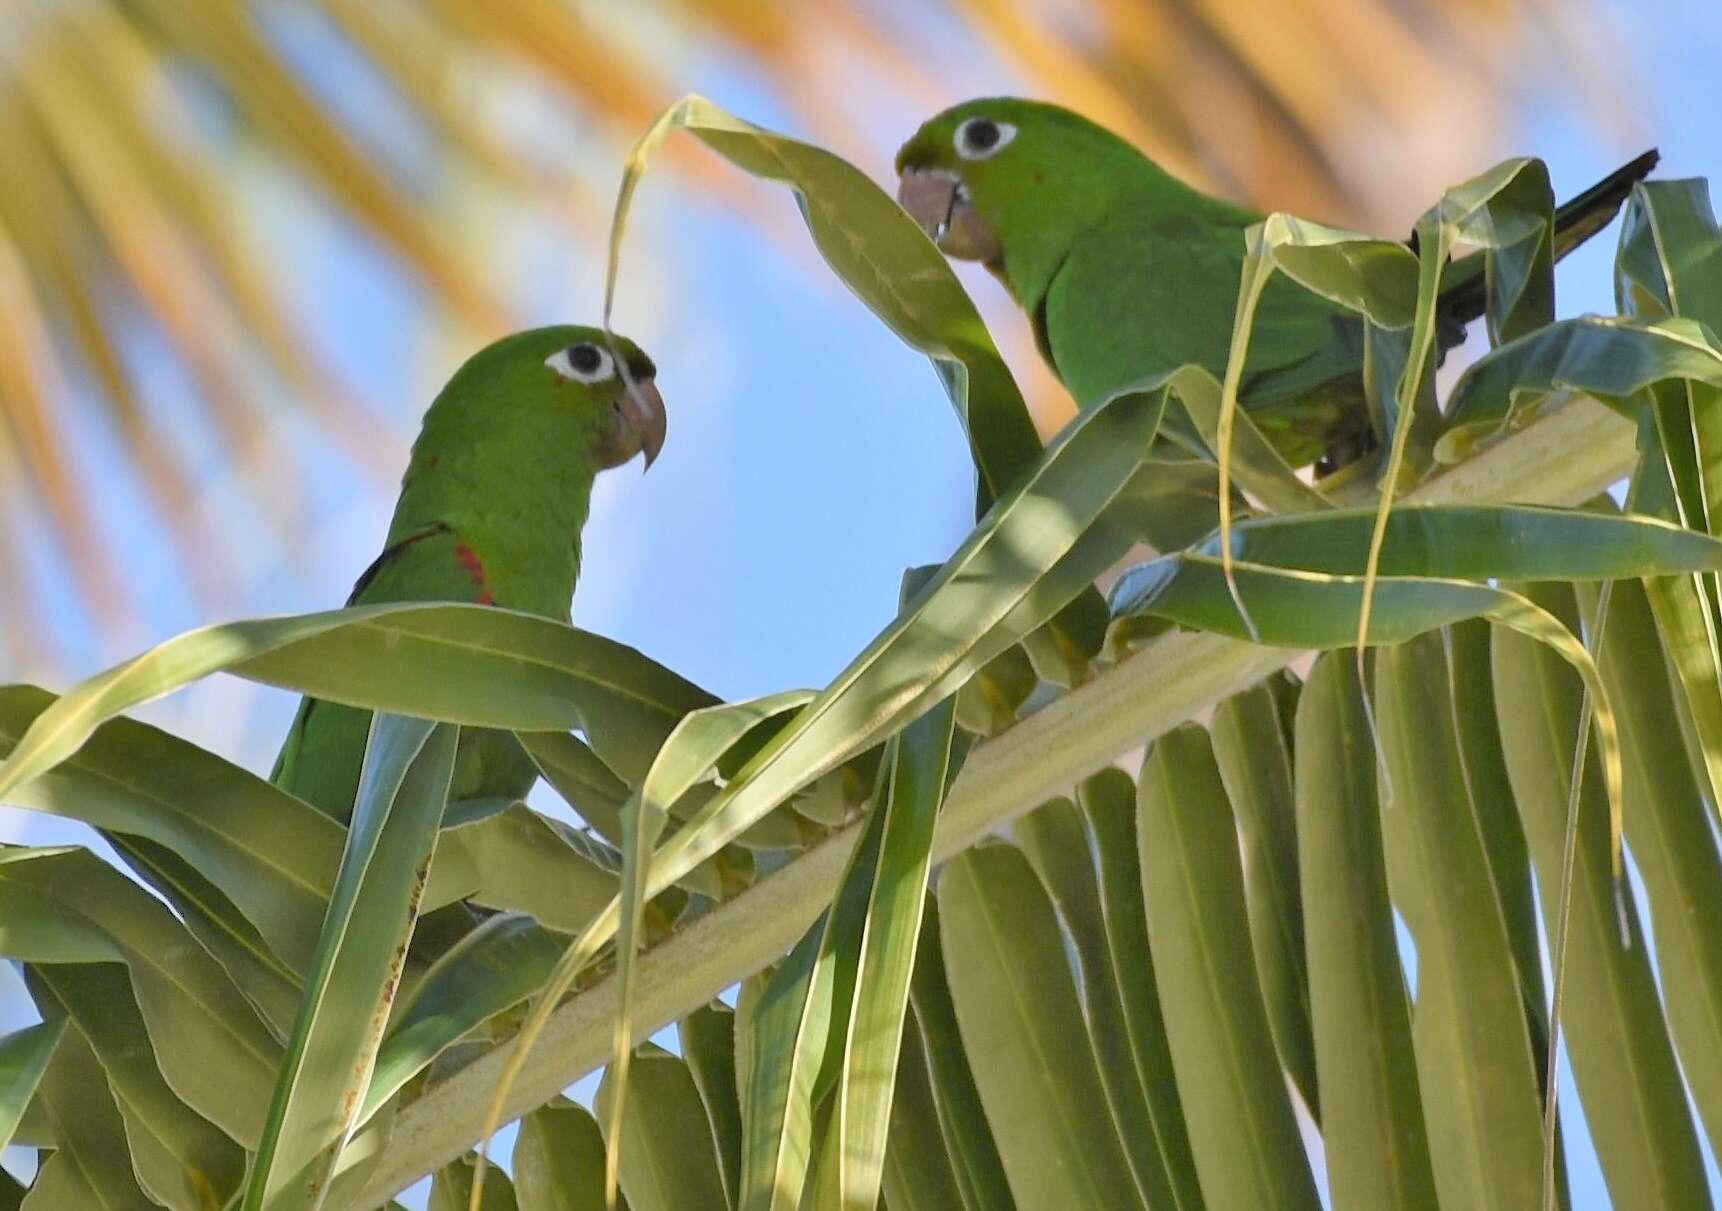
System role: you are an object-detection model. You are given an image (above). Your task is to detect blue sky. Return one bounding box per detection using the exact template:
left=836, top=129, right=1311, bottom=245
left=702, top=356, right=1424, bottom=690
left=4, top=2, right=1722, bottom=1205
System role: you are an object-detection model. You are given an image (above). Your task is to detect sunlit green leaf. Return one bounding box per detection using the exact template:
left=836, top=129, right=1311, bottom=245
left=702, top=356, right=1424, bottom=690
left=939, top=841, right=1146, bottom=1210
left=1209, top=685, right=1317, bottom=1118
left=679, top=1004, right=742, bottom=1206
left=363, top=914, right=564, bottom=1126
left=1016, top=796, right=1178, bottom=1206
left=428, top=1153, right=519, bottom=1211
left=1136, top=726, right=1320, bottom=1211
left=0, top=1018, right=63, bottom=1154
left=1076, top=770, right=1203, bottom=1210
left=513, top=1098, right=613, bottom=1211
left=1375, top=636, right=1550, bottom=1210
left=734, top=776, right=883, bottom=1211
left=905, top=902, right=1014, bottom=1211
left=21, top=1006, right=155, bottom=1211
left=1580, top=576, right=1722, bottom=1157
left=0, top=607, right=715, bottom=803
left=1147, top=503, right=1722, bottom=582
left=598, top=1046, right=730, bottom=1211
left=0, top=686, right=340, bottom=974
left=1294, top=655, right=1436, bottom=1209
left=1492, top=583, right=1709, bottom=1206
left=31, top=965, right=244, bottom=1211
left=1444, top=315, right=1722, bottom=439
left=0, top=846, right=279, bottom=1144
left=244, top=717, right=456, bottom=1211
left=879, top=1006, right=969, bottom=1211
left=835, top=687, right=959, bottom=1210
left=427, top=801, right=617, bottom=933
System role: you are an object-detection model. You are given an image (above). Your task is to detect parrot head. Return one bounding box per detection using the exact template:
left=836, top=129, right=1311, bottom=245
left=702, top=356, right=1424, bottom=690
left=418, top=324, right=666, bottom=474
left=896, top=99, right=1142, bottom=272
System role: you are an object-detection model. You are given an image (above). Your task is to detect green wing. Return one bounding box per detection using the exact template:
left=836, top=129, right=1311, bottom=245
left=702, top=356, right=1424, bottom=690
left=1042, top=210, right=1368, bottom=465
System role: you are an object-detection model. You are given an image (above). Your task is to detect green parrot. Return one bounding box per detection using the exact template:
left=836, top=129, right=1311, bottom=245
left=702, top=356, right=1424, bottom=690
left=896, top=98, right=1656, bottom=469
left=271, top=325, right=666, bottom=820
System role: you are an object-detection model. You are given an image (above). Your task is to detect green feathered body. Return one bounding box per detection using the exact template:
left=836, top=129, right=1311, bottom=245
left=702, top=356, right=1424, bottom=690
left=271, top=325, right=661, bottom=820
left=1039, top=205, right=1370, bottom=465
left=897, top=98, right=1657, bottom=469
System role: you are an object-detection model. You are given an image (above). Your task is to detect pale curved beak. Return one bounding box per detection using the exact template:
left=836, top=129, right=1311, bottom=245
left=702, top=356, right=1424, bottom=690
left=895, top=167, right=1000, bottom=262
left=595, top=376, right=667, bottom=471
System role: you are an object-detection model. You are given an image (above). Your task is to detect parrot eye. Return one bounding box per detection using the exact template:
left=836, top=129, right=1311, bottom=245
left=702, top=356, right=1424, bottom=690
left=954, top=116, right=1015, bottom=161
left=546, top=342, right=615, bottom=384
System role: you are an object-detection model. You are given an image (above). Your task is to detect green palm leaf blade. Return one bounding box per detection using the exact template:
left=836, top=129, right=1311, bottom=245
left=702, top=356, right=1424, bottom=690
left=427, top=801, right=619, bottom=933
left=513, top=1099, right=617, bottom=1211
left=1614, top=180, right=1722, bottom=847
left=1617, top=179, right=1722, bottom=327
left=0, top=846, right=279, bottom=1144
left=1221, top=214, right=1424, bottom=497
left=1446, top=621, right=1549, bottom=1060
left=733, top=771, right=884, bottom=1211
left=0, top=685, right=341, bottom=974
left=1209, top=685, right=1318, bottom=1121
left=1014, top=795, right=1179, bottom=1207
left=612, top=94, right=1107, bottom=686
left=1492, top=583, right=1711, bottom=1208
left=1157, top=352, right=1330, bottom=518
left=597, top=1046, right=730, bottom=1211
left=1136, top=725, right=1321, bottom=1211
left=1126, top=502, right=1722, bottom=584
left=429, top=1154, right=519, bottom=1211
left=1111, top=529, right=1663, bottom=881
left=1580, top=576, right=1722, bottom=1157
left=834, top=690, right=960, bottom=1211
left=243, top=717, right=457, bottom=1211
left=520, top=732, right=730, bottom=900
left=29, top=965, right=245, bottom=1211
left=108, top=834, right=306, bottom=1036
left=0, top=1018, right=63, bottom=1154
left=1113, top=548, right=1554, bottom=648
left=905, top=901, right=1014, bottom=1211
left=1364, top=154, right=1557, bottom=499
left=1374, top=635, right=1553, bottom=1210
left=679, top=1003, right=743, bottom=1206
left=567, top=690, right=810, bottom=1211
left=1244, top=215, right=1419, bottom=330
left=1443, top=314, right=1722, bottom=443
left=1424, top=156, right=1557, bottom=346
left=20, top=1012, right=155, bottom=1211
left=880, top=1005, right=972, bottom=1211
left=361, top=913, right=564, bottom=1128
left=937, top=841, right=1145, bottom=1210
left=1293, top=655, right=1437, bottom=1210
left=0, top=606, right=717, bottom=805
left=1076, top=770, right=1203, bottom=1211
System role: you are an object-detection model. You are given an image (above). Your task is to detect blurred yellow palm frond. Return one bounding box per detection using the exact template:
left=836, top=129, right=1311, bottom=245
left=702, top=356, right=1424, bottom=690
left=0, top=0, right=1624, bottom=668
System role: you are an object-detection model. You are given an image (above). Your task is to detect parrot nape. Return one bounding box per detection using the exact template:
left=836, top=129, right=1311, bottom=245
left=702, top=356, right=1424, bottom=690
left=271, top=325, right=665, bottom=821
left=896, top=98, right=1657, bottom=470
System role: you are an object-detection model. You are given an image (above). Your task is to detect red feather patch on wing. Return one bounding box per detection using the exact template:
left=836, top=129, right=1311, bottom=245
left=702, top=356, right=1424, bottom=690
left=455, top=543, right=495, bottom=606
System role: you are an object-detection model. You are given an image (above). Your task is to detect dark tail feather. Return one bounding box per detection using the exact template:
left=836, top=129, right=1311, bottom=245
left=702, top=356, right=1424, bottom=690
left=1551, top=147, right=1661, bottom=258
left=1436, top=148, right=1659, bottom=330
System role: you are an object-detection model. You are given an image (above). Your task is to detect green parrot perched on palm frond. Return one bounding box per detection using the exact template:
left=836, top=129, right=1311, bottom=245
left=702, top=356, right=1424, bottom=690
left=896, top=98, right=1656, bottom=470
left=271, top=325, right=666, bottom=820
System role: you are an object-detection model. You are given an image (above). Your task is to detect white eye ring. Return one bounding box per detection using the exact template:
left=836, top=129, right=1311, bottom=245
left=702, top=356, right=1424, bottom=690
left=545, top=342, right=614, bottom=384
left=954, top=116, right=1016, bottom=161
